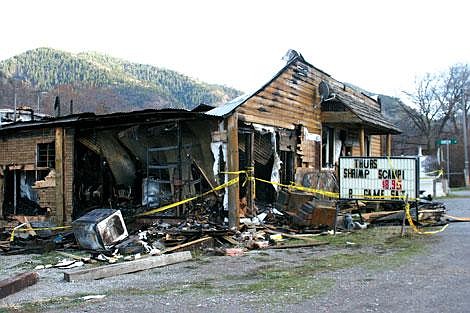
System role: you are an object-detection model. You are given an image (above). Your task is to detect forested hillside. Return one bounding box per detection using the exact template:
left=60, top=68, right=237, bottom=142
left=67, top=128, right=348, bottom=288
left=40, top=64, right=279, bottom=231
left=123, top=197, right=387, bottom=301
left=0, top=48, right=241, bottom=113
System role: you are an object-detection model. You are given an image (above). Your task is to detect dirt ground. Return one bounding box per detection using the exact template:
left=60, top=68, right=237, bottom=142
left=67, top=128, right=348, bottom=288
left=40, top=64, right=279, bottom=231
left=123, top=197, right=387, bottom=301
left=1, top=197, right=470, bottom=313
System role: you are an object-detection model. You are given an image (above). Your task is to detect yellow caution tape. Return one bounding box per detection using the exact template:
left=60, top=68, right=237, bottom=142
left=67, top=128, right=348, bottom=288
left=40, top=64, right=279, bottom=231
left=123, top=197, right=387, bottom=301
left=137, top=177, right=240, bottom=216
left=423, top=169, right=444, bottom=176
left=253, top=177, right=339, bottom=198
left=404, top=202, right=448, bottom=234
left=420, top=169, right=444, bottom=180
left=10, top=226, right=72, bottom=242
left=221, top=170, right=249, bottom=175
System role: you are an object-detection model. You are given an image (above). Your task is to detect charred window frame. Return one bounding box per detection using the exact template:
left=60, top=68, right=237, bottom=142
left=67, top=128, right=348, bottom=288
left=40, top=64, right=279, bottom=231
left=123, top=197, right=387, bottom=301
left=37, top=142, right=55, bottom=168
left=321, top=126, right=335, bottom=168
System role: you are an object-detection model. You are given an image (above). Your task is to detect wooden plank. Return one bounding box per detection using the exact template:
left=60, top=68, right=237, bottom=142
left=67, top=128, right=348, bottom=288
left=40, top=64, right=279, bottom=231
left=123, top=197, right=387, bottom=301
left=246, top=131, right=255, bottom=214
left=321, top=112, right=362, bottom=124
left=257, top=88, right=315, bottom=110
left=266, top=241, right=329, bottom=250
left=263, top=85, right=315, bottom=106
left=287, top=61, right=381, bottom=112
left=239, top=106, right=319, bottom=132
left=359, top=127, right=365, bottom=156
left=240, top=104, right=320, bottom=127
left=64, top=251, right=192, bottom=282
left=227, top=113, right=240, bottom=229
left=246, top=96, right=319, bottom=121
left=55, top=127, right=65, bottom=225
left=162, top=236, right=212, bottom=254
left=238, top=111, right=297, bottom=130
left=223, top=236, right=240, bottom=245
left=264, top=229, right=321, bottom=243
left=0, top=272, right=39, bottom=299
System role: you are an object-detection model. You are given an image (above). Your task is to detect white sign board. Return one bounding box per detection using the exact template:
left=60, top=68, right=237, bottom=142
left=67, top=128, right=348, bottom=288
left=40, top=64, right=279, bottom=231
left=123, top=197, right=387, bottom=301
left=339, top=157, right=418, bottom=201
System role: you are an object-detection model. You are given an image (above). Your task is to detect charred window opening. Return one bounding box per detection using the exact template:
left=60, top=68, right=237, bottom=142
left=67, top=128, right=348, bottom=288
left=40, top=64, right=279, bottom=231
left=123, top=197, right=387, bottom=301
left=37, top=142, right=55, bottom=168
left=278, top=130, right=296, bottom=185
left=322, top=126, right=335, bottom=168
left=279, top=150, right=294, bottom=184
left=3, top=169, right=45, bottom=216
left=365, top=135, right=371, bottom=156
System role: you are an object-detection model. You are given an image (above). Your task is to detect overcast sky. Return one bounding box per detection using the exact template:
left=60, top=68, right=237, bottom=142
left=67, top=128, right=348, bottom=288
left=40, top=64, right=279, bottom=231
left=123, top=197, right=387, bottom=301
left=2, top=0, right=469, bottom=98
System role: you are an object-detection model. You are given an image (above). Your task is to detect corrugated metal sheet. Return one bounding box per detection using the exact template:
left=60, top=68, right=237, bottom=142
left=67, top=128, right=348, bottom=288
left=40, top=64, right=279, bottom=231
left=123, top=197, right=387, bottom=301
left=205, top=93, right=252, bottom=117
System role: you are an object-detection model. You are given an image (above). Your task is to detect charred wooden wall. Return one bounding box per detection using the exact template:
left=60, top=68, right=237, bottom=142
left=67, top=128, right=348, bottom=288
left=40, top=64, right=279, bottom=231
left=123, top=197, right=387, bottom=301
left=0, top=128, right=74, bottom=224
left=235, top=59, right=385, bottom=169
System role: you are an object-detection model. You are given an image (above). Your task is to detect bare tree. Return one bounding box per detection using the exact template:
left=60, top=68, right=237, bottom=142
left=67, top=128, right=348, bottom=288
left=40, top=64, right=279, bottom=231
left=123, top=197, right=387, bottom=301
left=401, top=63, right=470, bottom=153
left=445, top=64, right=470, bottom=133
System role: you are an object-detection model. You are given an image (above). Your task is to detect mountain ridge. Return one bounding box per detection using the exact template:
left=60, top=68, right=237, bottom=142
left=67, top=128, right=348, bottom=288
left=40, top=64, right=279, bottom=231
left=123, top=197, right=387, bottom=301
left=0, top=47, right=241, bottom=113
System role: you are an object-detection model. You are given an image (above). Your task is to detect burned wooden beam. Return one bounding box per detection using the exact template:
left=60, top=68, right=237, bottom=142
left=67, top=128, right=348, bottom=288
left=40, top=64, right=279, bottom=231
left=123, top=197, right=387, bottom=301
left=227, top=113, right=240, bottom=229
left=0, top=272, right=39, bottom=299
left=162, top=236, right=212, bottom=254
left=64, top=251, right=192, bottom=281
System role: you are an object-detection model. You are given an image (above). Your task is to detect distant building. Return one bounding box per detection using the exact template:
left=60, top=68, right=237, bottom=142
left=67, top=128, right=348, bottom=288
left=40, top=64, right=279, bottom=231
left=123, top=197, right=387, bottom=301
left=0, top=107, right=50, bottom=127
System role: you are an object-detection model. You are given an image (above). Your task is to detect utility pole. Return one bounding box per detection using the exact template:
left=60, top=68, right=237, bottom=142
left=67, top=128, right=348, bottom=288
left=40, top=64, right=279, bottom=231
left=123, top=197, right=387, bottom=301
left=446, top=141, right=450, bottom=187
left=463, top=94, right=469, bottom=187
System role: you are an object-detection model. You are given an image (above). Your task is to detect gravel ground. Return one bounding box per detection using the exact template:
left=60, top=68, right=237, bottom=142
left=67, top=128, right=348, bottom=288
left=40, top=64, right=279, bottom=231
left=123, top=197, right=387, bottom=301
left=1, top=197, right=470, bottom=313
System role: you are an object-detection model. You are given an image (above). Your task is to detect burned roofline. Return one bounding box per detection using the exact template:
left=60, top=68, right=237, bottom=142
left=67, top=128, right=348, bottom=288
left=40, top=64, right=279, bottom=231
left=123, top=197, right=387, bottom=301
left=0, top=108, right=221, bottom=134
left=207, top=53, right=385, bottom=119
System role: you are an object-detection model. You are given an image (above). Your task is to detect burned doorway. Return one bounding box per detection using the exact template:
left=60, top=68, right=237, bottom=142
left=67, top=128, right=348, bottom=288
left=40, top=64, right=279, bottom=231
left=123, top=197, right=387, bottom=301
left=73, top=141, right=117, bottom=219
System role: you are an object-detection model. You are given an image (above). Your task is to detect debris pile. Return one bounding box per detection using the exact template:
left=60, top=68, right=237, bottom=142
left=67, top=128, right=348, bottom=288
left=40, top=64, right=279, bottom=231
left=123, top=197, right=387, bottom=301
left=1, top=191, right=449, bottom=257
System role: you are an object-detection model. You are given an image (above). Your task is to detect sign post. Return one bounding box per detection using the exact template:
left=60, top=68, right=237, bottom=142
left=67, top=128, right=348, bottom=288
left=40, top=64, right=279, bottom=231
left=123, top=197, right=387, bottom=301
left=436, top=139, right=457, bottom=188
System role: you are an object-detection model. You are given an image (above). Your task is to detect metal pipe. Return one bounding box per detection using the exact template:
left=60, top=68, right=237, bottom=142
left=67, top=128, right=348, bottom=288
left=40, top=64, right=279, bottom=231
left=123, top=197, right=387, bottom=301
left=463, top=96, right=469, bottom=187
left=446, top=142, right=450, bottom=189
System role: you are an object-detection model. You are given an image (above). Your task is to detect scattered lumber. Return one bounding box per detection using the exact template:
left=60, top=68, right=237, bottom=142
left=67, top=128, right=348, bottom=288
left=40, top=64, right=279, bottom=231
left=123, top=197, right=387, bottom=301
left=266, top=241, right=329, bottom=250
left=445, top=214, right=470, bottom=222
left=64, top=251, right=192, bottom=282
left=0, top=272, right=39, bottom=299
left=162, top=236, right=212, bottom=254
left=263, top=229, right=320, bottom=243
left=361, top=210, right=402, bottom=222
left=223, top=236, right=240, bottom=245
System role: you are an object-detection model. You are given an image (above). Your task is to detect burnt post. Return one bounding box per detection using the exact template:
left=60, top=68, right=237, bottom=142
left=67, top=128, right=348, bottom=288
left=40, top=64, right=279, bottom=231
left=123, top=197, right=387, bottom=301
left=359, top=127, right=365, bottom=156
left=55, top=127, right=65, bottom=225
left=227, top=113, right=240, bottom=229
left=177, top=120, right=183, bottom=216
left=246, top=130, right=255, bottom=215
left=386, top=134, right=392, bottom=156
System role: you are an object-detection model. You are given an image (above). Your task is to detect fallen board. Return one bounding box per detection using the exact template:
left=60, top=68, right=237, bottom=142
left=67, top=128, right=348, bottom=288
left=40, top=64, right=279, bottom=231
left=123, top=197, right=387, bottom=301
left=162, top=236, right=212, bottom=254
left=0, top=272, right=39, bottom=299
left=266, top=241, right=329, bottom=250
left=64, top=251, right=192, bottom=282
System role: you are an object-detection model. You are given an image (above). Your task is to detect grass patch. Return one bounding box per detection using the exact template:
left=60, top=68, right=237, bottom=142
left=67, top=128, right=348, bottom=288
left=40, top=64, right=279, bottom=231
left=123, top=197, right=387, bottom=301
left=30, top=252, right=63, bottom=266
left=251, top=255, right=272, bottom=262
left=220, top=227, right=433, bottom=304
left=0, top=295, right=86, bottom=313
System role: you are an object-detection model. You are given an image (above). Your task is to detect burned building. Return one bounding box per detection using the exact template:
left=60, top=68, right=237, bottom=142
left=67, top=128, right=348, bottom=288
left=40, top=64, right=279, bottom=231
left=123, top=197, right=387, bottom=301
left=0, top=110, right=222, bottom=226
left=0, top=51, right=400, bottom=228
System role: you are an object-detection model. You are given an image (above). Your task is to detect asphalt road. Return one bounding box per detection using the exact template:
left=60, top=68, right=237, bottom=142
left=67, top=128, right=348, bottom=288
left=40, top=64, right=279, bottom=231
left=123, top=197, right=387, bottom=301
left=294, top=197, right=470, bottom=313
